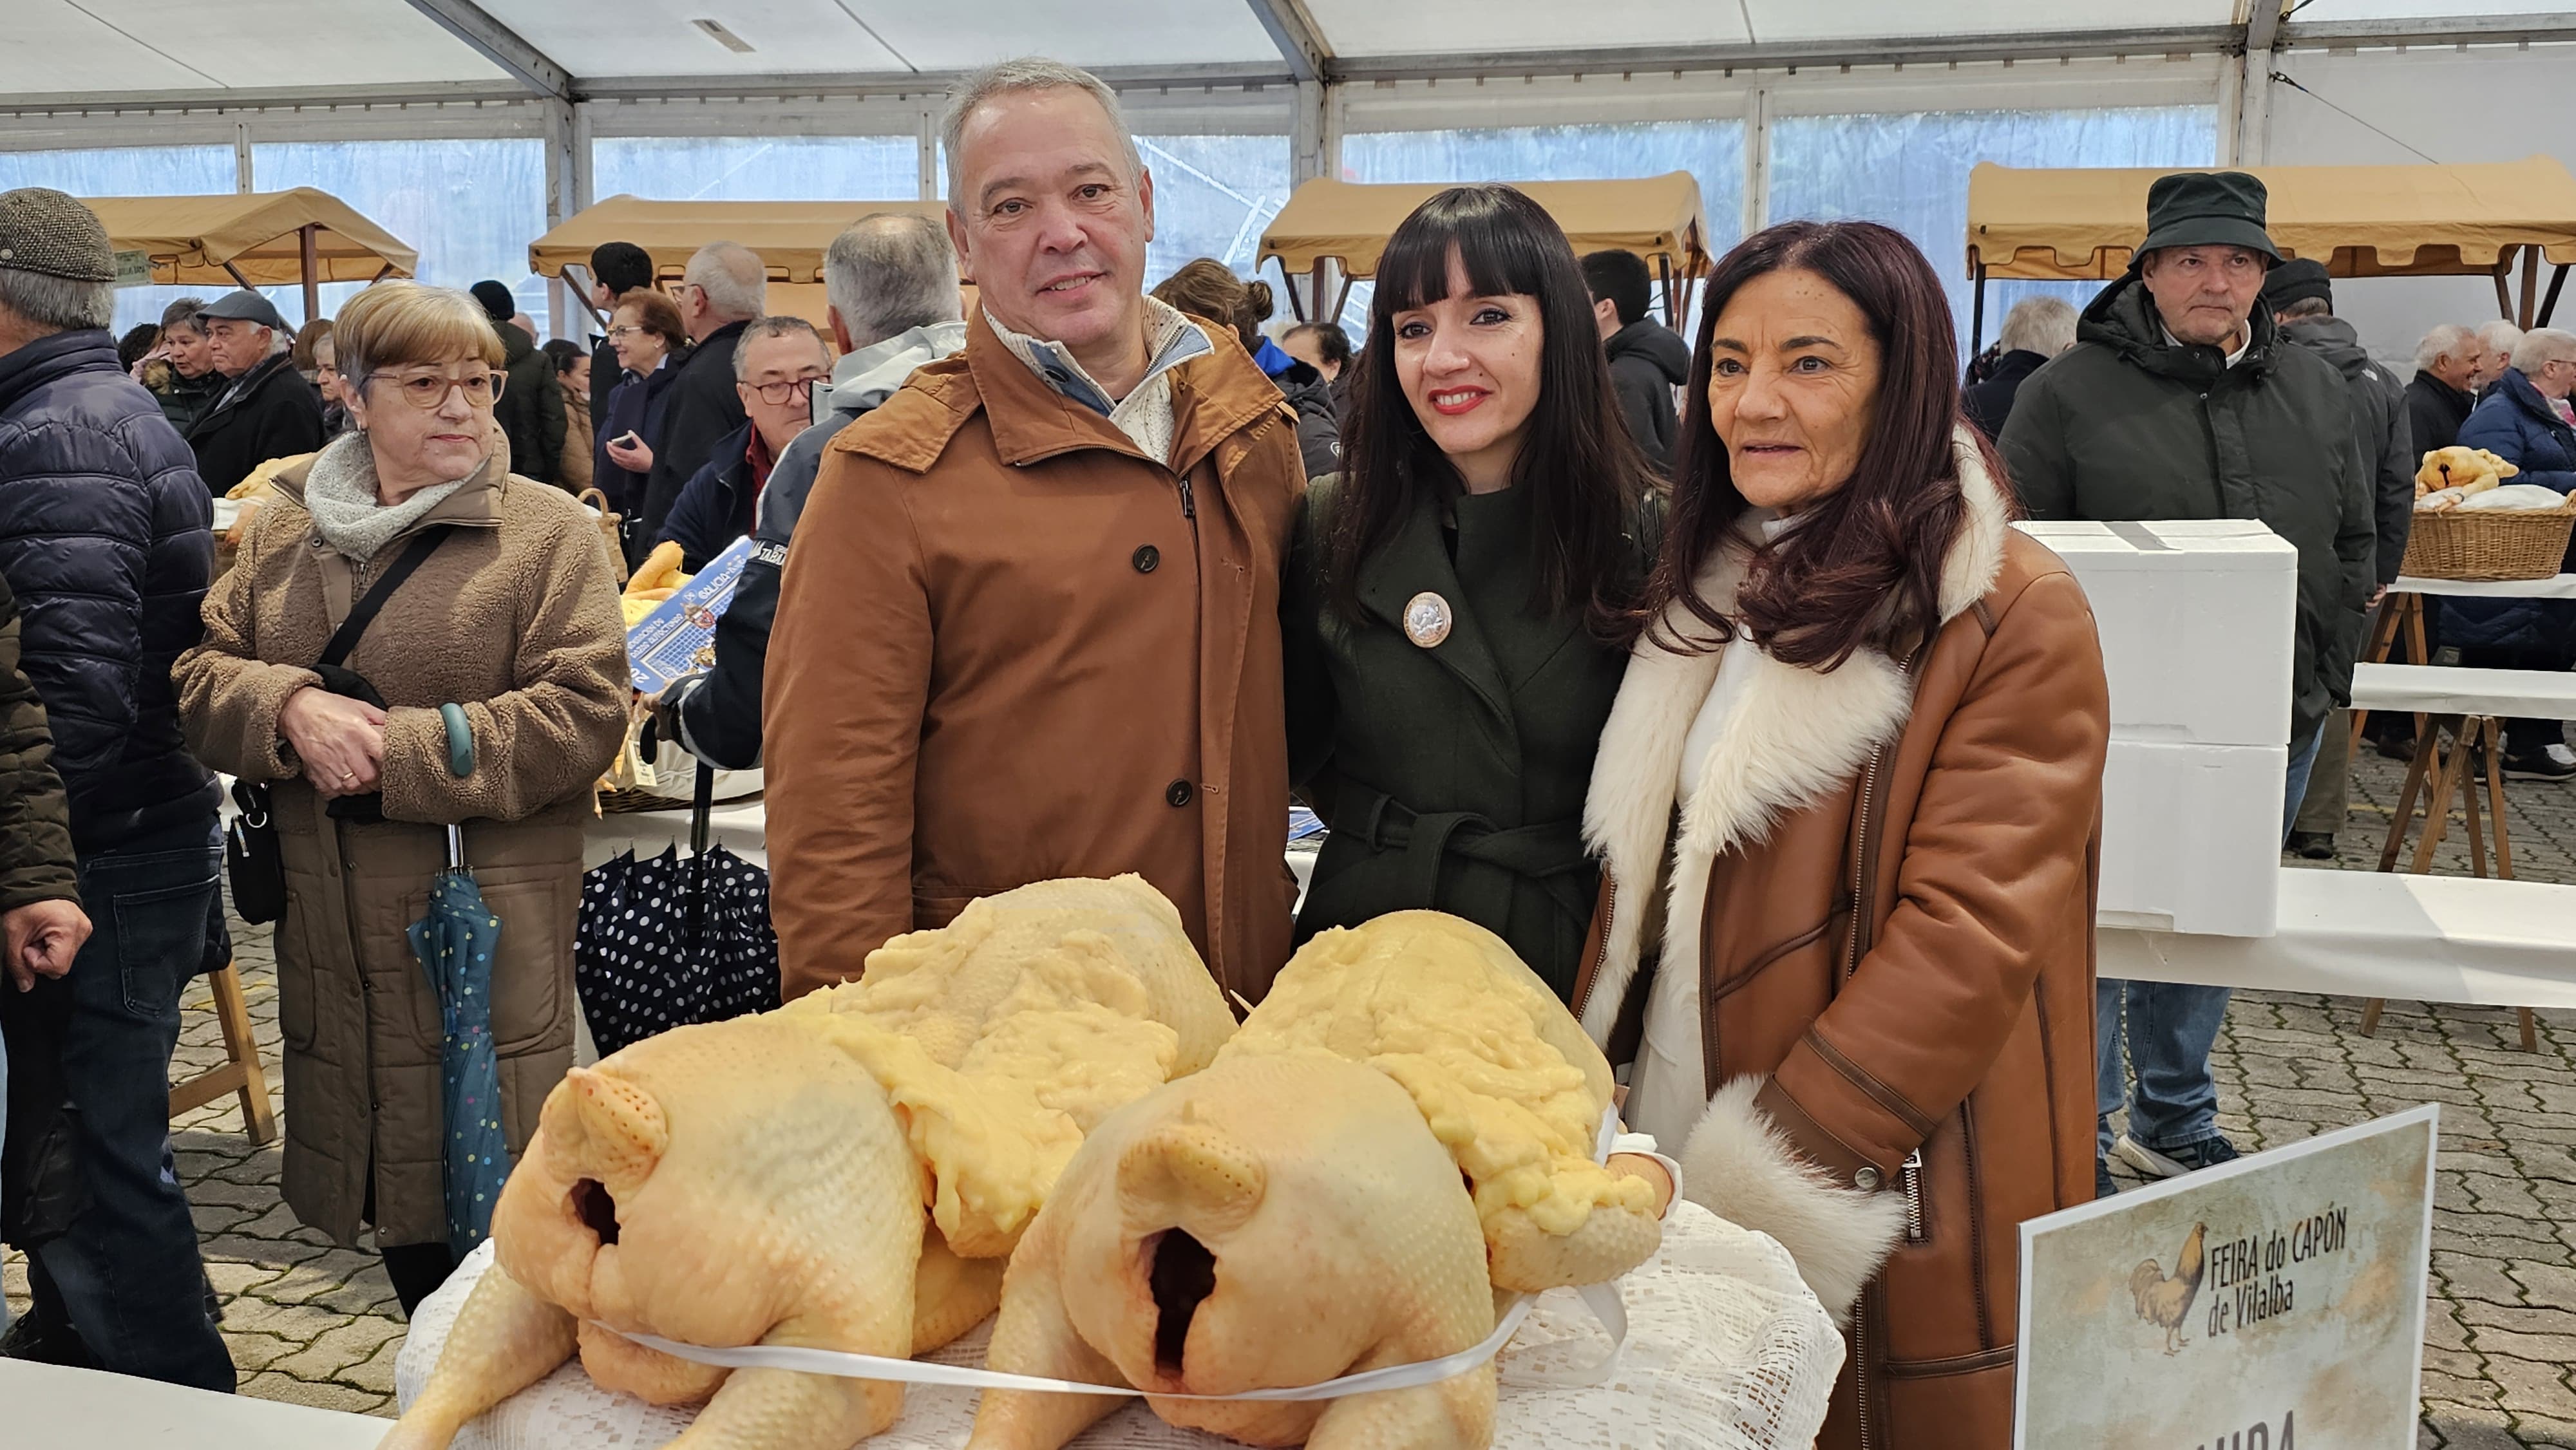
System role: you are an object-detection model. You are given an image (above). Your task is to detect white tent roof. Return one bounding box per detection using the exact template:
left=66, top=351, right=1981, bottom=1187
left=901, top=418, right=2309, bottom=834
left=5, top=0, right=2571, bottom=105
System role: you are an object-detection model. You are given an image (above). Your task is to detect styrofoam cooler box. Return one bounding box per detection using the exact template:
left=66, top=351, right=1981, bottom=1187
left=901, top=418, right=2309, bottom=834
left=2098, top=739, right=2287, bottom=936
left=2013, top=519, right=2296, bottom=748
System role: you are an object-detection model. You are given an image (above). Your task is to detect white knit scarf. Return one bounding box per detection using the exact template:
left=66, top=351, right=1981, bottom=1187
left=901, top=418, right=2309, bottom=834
left=302, top=432, right=477, bottom=563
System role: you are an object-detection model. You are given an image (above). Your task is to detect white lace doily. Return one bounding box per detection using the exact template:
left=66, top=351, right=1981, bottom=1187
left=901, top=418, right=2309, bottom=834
left=395, top=1201, right=1841, bottom=1449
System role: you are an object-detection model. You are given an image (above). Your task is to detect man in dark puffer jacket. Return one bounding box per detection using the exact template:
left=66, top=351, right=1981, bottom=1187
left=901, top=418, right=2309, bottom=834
left=0, top=189, right=234, bottom=1390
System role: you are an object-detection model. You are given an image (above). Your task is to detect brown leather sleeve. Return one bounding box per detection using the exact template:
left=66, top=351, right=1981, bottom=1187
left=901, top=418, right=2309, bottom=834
left=762, top=446, right=934, bottom=1001
left=1772, top=569, right=2110, bottom=1177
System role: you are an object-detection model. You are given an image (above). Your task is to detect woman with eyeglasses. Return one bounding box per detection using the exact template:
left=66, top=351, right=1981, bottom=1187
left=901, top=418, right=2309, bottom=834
left=652, top=315, right=835, bottom=572
left=595, top=287, right=691, bottom=563
left=174, top=281, right=629, bottom=1315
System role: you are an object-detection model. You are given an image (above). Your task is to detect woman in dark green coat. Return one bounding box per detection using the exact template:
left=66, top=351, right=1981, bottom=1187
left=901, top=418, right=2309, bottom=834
left=1284, top=184, right=1662, bottom=1001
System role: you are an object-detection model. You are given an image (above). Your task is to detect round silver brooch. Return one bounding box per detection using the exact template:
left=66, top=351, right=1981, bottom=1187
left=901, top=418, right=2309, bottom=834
left=1402, top=590, right=1453, bottom=649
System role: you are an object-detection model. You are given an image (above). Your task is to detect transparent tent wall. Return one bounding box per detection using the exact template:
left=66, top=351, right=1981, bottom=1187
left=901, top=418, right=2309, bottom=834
left=592, top=136, right=919, bottom=203
left=252, top=140, right=547, bottom=335
left=1765, top=106, right=2221, bottom=361
left=1336, top=120, right=1748, bottom=339
left=0, top=146, right=239, bottom=337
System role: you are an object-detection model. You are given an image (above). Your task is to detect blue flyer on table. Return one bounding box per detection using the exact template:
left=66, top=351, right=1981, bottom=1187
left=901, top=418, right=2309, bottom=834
left=627, top=534, right=758, bottom=694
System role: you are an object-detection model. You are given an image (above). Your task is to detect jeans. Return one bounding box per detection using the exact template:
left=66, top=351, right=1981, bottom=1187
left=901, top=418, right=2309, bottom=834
left=2099, top=727, right=2326, bottom=1156
left=0, top=815, right=232, bottom=1390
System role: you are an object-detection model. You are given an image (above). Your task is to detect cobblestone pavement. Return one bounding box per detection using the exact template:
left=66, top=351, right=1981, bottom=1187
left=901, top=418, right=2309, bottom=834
left=5, top=740, right=2576, bottom=1436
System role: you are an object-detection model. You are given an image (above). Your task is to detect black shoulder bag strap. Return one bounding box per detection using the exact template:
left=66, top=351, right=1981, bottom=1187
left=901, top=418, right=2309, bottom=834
left=314, top=523, right=459, bottom=821
left=319, top=523, right=459, bottom=678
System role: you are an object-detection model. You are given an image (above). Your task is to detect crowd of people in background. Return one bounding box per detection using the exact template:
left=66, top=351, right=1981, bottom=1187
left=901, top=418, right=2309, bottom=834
left=0, top=52, right=2569, bottom=1450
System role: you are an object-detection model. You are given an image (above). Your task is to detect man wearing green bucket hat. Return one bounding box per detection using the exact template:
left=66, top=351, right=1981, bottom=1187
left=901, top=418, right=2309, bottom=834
left=2000, top=170, right=2374, bottom=1198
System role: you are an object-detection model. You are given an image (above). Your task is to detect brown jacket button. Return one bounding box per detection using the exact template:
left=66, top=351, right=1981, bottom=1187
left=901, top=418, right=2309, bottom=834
left=1165, top=778, right=1193, bottom=807
left=1853, top=1165, right=1882, bottom=1192
left=1132, top=545, right=1160, bottom=574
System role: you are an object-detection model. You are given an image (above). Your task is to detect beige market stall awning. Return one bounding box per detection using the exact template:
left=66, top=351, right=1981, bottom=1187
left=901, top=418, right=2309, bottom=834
left=84, top=189, right=418, bottom=297
left=1257, top=174, right=1710, bottom=324
left=529, top=195, right=951, bottom=286
left=1966, top=157, right=2576, bottom=284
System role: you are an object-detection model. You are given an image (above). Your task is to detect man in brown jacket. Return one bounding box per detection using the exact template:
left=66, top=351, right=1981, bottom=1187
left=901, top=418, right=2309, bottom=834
left=765, top=57, right=1305, bottom=1004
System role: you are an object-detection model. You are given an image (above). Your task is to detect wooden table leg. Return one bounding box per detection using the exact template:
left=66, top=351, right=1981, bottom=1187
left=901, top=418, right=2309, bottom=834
left=2378, top=721, right=2443, bottom=872
left=2463, top=734, right=2488, bottom=881
left=2360, top=998, right=2387, bottom=1036
left=2407, top=718, right=2472, bottom=876
left=2483, top=717, right=2517, bottom=881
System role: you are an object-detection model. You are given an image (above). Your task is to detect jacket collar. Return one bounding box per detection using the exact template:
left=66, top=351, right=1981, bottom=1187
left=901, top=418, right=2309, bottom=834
left=983, top=297, right=1211, bottom=419
left=1354, top=488, right=1516, bottom=725
left=201, top=351, right=299, bottom=425
left=2080, top=272, right=2278, bottom=386
left=844, top=307, right=1287, bottom=478
left=2494, top=368, right=2576, bottom=438
left=271, top=431, right=510, bottom=532
left=822, top=319, right=970, bottom=417
left=0, top=327, right=117, bottom=415
left=1577, top=429, right=2010, bottom=1040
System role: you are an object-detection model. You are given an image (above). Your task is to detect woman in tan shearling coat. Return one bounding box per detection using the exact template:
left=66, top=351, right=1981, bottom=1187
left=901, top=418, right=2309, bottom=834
left=175, top=282, right=627, bottom=1314
left=1577, top=222, right=2107, bottom=1450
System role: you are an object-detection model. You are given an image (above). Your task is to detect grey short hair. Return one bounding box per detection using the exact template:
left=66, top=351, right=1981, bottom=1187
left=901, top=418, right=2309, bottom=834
left=2414, top=323, right=2475, bottom=372
left=683, top=241, right=767, bottom=323
left=0, top=267, right=112, bottom=333
left=2477, top=319, right=2524, bottom=353
left=824, top=212, right=961, bottom=350
left=1998, top=296, right=2078, bottom=357
left=2509, top=327, right=2576, bottom=376
left=732, top=315, right=829, bottom=381
left=940, top=57, right=1141, bottom=209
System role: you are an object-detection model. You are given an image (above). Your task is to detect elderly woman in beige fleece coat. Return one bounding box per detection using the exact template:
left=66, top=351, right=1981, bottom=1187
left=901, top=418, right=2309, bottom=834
left=174, top=281, right=627, bottom=1315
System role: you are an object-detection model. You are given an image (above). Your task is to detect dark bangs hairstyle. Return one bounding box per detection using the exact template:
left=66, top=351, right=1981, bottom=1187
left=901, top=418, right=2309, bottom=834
left=1327, top=184, right=1655, bottom=638
left=1641, top=219, right=1984, bottom=668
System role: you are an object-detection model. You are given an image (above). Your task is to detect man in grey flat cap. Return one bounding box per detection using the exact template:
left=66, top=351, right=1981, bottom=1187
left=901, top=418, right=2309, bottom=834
left=0, top=187, right=234, bottom=1391
left=183, top=286, right=325, bottom=494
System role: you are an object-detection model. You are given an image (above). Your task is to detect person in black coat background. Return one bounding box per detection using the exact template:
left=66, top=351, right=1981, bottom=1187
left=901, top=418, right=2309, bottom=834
left=182, top=289, right=325, bottom=494
left=636, top=241, right=762, bottom=547
left=1581, top=249, right=1689, bottom=472
left=2406, top=322, right=2481, bottom=457
left=1963, top=295, right=2078, bottom=439
left=582, top=240, right=656, bottom=451
left=0, top=187, right=233, bottom=1391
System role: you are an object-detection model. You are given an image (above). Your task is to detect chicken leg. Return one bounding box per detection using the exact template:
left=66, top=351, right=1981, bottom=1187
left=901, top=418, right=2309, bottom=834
left=965, top=1249, right=1130, bottom=1450
left=377, top=1263, right=578, bottom=1450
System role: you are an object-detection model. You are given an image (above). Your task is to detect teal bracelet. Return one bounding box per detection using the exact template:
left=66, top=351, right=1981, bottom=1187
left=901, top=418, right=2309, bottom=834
left=439, top=703, right=475, bottom=777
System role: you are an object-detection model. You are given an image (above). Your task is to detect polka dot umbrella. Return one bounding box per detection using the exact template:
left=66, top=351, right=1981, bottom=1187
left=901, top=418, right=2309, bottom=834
left=406, top=823, right=512, bottom=1258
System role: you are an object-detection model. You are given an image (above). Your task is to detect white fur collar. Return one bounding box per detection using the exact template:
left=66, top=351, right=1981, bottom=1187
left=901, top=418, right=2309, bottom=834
left=1578, top=429, right=2010, bottom=1044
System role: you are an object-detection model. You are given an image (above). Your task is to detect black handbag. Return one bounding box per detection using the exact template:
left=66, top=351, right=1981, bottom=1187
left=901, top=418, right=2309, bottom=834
left=224, top=526, right=456, bottom=921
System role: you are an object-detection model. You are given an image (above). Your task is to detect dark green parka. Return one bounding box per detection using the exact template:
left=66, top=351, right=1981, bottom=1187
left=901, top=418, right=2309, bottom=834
left=1998, top=274, right=2374, bottom=749
left=0, top=572, right=79, bottom=916
left=1282, top=476, right=1651, bottom=1000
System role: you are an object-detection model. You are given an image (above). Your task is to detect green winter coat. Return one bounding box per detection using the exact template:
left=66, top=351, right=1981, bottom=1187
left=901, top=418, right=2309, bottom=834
left=0, top=572, right=78, bottom=915
left=1283, top=477, right=1650, bottom=1000
left=1998, top=275, right=2374, bottom=749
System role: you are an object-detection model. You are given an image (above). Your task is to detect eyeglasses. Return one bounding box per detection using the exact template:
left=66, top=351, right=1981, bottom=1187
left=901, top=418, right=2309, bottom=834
left=745, top=375, right=828, bottom=406
left=605, top=325, right=654, bottom=341
left=365, top=370, right=505, bottom=410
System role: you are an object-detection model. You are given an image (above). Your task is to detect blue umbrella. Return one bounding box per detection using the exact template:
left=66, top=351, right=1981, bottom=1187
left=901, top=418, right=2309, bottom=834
left=407, top=824, right=512, bottom=1257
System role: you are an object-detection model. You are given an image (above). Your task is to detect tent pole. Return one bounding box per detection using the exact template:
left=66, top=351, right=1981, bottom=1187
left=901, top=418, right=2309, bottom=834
left=1305, top=258, right=1324, bottom=323
left=2493, top=263, right=2514, bottom=321
left=1970, top=261, right=1989, bottom=355
left=2519, top=246, right=2540, bottom=328
left=2539, top=263, right=2570, bottom=328
left=223, top=261, right=254, bottom=290
left=299, top=225, right=319, bottom=325
left=372, top=264, right=395, bottom=283
left=564, top=264, right=609, bottom=329
left=1656, top=254, right=1677, bottom=330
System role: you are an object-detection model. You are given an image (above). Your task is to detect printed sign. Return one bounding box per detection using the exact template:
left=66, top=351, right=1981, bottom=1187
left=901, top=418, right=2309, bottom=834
left=627, top=534, right=756, bottom=694
left=111, top=249, right=157, bottom=288
left=2014, top=1105, right=2437, bottom=1450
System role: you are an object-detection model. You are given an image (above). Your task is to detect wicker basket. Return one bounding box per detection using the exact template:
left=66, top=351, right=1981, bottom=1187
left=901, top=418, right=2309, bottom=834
left=2400, top=496, right=2576, bottom=581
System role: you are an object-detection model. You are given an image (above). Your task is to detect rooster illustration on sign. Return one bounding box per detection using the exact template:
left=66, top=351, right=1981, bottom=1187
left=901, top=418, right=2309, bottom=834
left=2128, top=1220, right=2208, bottom=1355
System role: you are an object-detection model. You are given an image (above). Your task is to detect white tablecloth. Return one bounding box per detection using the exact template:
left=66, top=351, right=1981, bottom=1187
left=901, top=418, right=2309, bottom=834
left=2392, top=572, right=2576, bottom=599
left=4, top=1359, right=390, bottom=1448
left=2348, top=663, right=2576, bottom=720
left=2100, top=867, right=2576, bottom=1010
left=395, top=1203, right=1840, bottom=1450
